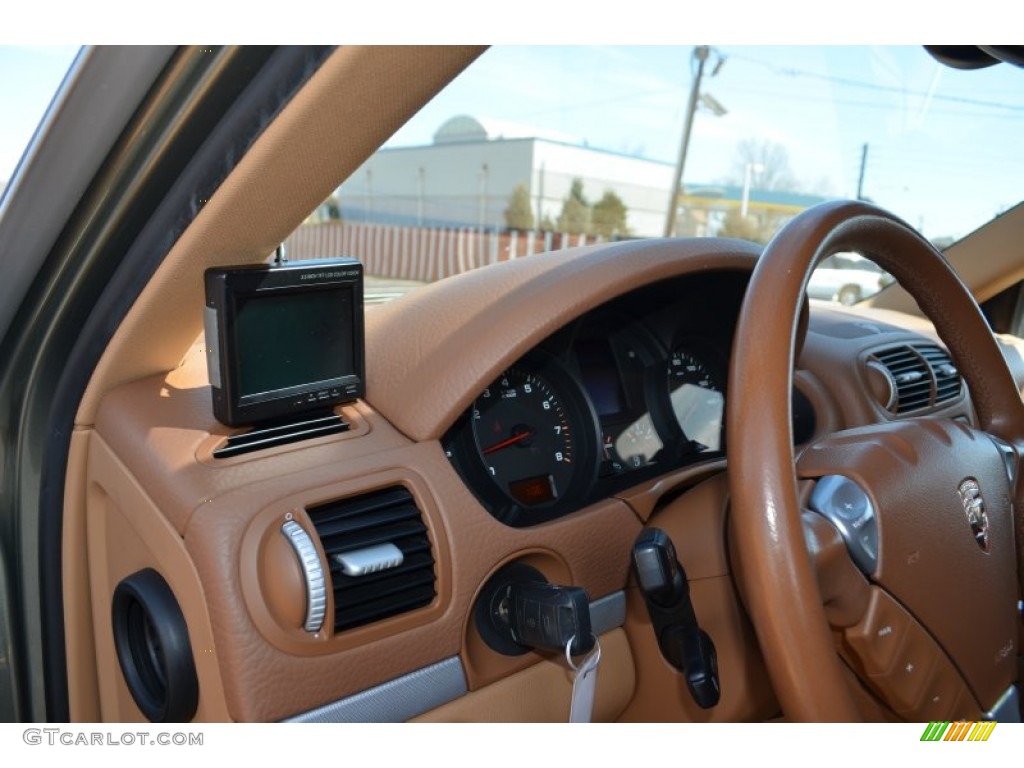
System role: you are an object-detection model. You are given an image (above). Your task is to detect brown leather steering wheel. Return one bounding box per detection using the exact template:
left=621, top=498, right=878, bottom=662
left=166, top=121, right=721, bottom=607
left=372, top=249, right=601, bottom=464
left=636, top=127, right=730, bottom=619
left=727, top=200, right=1024, bottom=721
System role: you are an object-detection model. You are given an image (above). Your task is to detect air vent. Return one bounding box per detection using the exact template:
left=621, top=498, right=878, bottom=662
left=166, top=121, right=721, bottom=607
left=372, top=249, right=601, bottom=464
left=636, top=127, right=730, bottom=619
left=918, top=345, right=963, bottom=406
left=870, top=344, right=963, bottom=415
left=213, top=413, right=349, bottom=458
left=307, top=487, right=436, bottom=633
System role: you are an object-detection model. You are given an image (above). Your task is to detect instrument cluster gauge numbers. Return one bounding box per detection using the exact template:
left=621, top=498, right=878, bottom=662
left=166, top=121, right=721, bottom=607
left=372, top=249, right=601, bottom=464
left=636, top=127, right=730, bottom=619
left=614, top=412, right=663, bottom=469
left=444, top=352, right=599, bottom=527
left=473, top=369, right=575, bottom=505
left=600, top=431, right=626, bottom=477
left=665, top=345, right=726, bottom=455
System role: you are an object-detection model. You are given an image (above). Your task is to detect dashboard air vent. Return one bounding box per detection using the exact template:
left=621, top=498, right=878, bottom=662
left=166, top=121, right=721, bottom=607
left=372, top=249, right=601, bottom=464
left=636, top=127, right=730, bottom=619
left=918, top=345, right=963, bottom=406
left=870, top=344, right=963, bottom=415
left=307, top=486, right=436, bottom=633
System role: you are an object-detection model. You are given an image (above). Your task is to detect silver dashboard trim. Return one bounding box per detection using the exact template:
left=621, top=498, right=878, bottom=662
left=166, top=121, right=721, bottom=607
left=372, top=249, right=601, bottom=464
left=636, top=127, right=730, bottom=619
left=590, top=590, right=627, bottom=636
left=281, top=521, right=327, bottom=634
left=284, top=590, right=627, bottom=722
left=284, top=656, right=467, bottom=723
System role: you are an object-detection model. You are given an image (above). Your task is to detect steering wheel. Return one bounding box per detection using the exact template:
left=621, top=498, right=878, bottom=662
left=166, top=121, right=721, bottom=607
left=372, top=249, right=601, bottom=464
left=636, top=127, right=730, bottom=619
left=727, top=200, right=1024, bottom=721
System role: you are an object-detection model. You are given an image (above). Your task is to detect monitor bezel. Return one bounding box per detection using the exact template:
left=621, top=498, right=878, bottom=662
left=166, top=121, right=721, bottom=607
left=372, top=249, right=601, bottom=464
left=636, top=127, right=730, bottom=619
left=205, top=259, right=364, bottom=427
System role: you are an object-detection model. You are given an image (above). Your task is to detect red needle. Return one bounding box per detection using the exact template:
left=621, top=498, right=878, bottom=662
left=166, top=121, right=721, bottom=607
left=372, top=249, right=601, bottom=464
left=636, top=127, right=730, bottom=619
left=482, top=430, right=532, bottom=455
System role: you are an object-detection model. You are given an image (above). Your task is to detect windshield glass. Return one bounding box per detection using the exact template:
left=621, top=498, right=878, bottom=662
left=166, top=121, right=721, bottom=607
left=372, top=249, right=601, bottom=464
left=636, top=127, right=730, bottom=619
left=288, top=46, right=1023, bottom=305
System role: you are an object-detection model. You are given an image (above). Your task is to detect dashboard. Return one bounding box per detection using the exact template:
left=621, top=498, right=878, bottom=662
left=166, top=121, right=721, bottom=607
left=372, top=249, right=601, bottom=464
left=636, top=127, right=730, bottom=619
left=443, top=271, right=815, bottom=526
left=75, top=235, right=990, bottom=723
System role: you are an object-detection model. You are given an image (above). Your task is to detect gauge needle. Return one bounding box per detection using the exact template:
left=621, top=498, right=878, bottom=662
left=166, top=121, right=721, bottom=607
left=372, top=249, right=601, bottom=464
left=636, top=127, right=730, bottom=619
left=482, top=430, right=532, bottom=455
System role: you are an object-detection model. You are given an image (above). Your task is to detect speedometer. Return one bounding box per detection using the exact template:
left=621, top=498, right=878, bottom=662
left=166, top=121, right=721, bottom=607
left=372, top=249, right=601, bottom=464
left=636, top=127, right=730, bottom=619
left=472, top=367, right=576, bottom=507
left=666, top=347, right=725, bottom=452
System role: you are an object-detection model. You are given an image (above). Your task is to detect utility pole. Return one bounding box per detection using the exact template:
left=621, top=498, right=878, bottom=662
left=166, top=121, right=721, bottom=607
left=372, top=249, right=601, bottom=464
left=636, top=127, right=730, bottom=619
left=478, top=163, right=489, bottom=232
left=856, top=143, right=869, bottom=201
left=417, top=167, right=425, bottom=226
left=664, top=46, right=710, bottom=237
left=536, top=163, right=545, bottom=231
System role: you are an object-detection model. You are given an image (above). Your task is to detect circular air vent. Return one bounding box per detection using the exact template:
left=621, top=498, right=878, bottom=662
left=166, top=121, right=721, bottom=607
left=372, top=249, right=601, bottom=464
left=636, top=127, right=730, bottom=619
left=111, top=569, right=199, bottom=722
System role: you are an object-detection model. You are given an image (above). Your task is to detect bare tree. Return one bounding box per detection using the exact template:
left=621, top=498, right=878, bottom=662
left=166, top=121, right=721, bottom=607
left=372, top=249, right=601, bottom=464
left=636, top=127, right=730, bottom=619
left=730, top=139, right=798, bottom=192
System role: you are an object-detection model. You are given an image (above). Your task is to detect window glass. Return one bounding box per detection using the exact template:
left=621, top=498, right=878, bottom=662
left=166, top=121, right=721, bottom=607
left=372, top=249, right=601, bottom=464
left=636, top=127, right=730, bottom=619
left=285, top=46, right=1023, bottom=306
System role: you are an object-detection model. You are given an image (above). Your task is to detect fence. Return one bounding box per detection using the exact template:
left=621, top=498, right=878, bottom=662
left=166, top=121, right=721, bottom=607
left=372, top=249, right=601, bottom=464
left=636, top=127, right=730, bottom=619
left=285, top=221, right=600, bottom=282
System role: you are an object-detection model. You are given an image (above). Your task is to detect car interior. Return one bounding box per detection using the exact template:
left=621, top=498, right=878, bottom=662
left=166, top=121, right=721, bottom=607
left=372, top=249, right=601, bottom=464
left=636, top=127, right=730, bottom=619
left=2, top=44, right=1024, bottom=725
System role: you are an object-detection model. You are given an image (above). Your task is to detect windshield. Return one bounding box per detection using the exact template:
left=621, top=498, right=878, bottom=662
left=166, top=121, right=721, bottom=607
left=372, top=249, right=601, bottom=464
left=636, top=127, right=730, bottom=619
left=287, top=46, right=1023, bottom=305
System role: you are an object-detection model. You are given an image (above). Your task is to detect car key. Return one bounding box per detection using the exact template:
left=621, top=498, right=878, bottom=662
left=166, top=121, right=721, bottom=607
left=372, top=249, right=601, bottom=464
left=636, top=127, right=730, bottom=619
left=505, top=581, right=594, bottom=656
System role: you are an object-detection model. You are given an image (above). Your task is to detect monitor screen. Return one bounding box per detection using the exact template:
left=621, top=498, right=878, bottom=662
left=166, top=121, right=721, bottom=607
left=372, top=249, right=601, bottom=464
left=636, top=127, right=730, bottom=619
left=235, top=287, right=355, bottom=399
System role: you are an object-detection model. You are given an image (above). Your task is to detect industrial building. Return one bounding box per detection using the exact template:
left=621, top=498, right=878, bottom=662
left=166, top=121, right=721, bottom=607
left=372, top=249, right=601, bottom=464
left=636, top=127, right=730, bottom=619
left=331, top=115, right=827, bottom=239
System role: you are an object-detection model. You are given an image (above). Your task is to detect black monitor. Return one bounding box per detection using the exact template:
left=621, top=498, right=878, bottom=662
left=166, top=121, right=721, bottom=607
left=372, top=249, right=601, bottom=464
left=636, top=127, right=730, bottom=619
left=204, top=259, right=364, bottom=427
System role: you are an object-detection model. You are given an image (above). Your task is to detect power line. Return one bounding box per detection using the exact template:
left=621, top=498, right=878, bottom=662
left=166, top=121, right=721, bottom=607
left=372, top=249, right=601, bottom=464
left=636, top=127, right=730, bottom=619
left=722, top=84, right=1024, bottom=121
left=729, top=53, right=1024, bottom=113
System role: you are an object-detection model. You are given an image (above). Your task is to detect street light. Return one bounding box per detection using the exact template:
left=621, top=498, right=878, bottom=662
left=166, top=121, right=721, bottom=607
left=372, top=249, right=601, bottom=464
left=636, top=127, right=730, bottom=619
left=664, top=46, right=728, bottom=237
left=741, top=162, right=763, bottom=219
left=699, top=93, right=728, bottom=117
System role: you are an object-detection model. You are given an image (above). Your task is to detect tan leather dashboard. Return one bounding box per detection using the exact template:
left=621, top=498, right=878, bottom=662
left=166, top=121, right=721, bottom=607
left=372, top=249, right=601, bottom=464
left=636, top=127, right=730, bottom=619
left=65, top=227, right=994, bottom=723
left=366, top=237, right=760, bottom=442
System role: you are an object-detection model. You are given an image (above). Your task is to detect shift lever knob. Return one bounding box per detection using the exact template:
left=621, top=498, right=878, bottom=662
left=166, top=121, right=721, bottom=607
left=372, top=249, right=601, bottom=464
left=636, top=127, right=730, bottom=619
left=632, top=528, right=687, bottom=607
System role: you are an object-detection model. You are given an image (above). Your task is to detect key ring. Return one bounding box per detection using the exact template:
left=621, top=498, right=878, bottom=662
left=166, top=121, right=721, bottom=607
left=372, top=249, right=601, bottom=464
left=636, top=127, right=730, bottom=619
left=565, top=633, right=601, bottom=670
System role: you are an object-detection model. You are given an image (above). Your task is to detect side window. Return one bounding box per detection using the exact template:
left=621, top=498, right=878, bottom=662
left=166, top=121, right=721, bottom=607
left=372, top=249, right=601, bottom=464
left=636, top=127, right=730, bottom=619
left=981, top=280, right=1024, bottom=336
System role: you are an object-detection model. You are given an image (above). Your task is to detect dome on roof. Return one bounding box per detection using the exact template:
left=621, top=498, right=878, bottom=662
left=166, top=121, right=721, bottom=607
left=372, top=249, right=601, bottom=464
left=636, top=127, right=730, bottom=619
left=434, top=115, right=488, bottom=144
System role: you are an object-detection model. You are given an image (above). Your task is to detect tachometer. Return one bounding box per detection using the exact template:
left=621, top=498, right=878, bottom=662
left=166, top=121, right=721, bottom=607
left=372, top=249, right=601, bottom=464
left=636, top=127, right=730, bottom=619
left=444, top=353, right=599, bottom=527
left=472, top=367, right=576, bottom=507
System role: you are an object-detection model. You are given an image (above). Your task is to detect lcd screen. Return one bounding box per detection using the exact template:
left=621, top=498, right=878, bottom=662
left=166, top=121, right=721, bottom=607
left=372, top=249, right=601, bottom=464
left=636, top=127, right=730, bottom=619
left=577, top=339, right=627, bottom=417
left=235, top=287, right=354, bottom=398
left=508, top=474, right=556, bottom=506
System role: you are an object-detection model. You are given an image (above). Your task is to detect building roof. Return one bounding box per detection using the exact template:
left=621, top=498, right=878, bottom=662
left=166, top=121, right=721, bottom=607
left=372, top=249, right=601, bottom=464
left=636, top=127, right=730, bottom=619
left=682, top=183, right=829, bottom=212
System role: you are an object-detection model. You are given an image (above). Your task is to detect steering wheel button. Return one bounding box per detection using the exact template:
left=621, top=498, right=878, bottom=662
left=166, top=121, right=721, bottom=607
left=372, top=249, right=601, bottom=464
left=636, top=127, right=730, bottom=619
left=870, top=622, right=940, bottom=712
left=808, top=475, right=879, bottom=575
left=845, top=588, right=909, bottom=676
left=899, top=654, right=969, bottom=722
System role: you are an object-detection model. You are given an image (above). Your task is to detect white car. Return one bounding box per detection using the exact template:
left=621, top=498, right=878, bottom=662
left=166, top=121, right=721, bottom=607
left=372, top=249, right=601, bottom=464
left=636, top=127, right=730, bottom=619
left=807, top=253, right=888, bottom=305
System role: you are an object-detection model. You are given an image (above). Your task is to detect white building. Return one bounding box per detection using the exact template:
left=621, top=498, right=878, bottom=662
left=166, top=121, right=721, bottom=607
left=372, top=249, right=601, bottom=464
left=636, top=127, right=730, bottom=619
left=334, top=116, right=675, bottom=237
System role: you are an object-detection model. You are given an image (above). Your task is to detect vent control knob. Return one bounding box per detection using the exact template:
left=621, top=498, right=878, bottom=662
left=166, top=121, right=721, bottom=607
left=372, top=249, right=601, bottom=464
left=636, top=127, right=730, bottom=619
left=281, top=520, right=328, bottom=633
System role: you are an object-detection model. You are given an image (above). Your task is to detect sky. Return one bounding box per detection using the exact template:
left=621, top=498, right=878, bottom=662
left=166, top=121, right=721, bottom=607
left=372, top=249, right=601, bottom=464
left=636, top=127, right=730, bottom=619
left=0, top=45, right=79, bottom=191
left=386, top=45, right=1024, bottom=241
left=1, top=37, right=1021, bottom=242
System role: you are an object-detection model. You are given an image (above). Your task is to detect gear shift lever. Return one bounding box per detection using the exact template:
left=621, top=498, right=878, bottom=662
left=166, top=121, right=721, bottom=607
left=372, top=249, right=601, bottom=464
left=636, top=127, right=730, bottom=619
left=632, top=528, right=721, bottom=709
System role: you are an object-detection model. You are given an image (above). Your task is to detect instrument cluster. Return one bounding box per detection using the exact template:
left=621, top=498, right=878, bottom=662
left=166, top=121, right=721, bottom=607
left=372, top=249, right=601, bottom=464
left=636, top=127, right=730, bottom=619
left=443, top=271, right=815, bottom=526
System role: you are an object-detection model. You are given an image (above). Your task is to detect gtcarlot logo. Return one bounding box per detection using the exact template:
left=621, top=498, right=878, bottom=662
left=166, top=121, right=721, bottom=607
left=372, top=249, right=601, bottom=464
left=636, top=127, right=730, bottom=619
left=23, top=729, right=203, bottom=747
left=920, top=721, right=997, bottom=742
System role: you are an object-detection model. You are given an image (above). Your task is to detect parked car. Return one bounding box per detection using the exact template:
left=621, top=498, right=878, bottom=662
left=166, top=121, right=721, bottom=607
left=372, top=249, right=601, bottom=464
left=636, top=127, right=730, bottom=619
left=0, top=45, right=1022, bottom=726
left=807, top=252, right=888, bottom=305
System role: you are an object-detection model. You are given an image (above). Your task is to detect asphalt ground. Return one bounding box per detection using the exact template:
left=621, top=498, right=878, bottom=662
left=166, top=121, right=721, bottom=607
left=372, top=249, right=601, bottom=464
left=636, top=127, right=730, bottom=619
left=363, top=275, right=428, bottom=305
